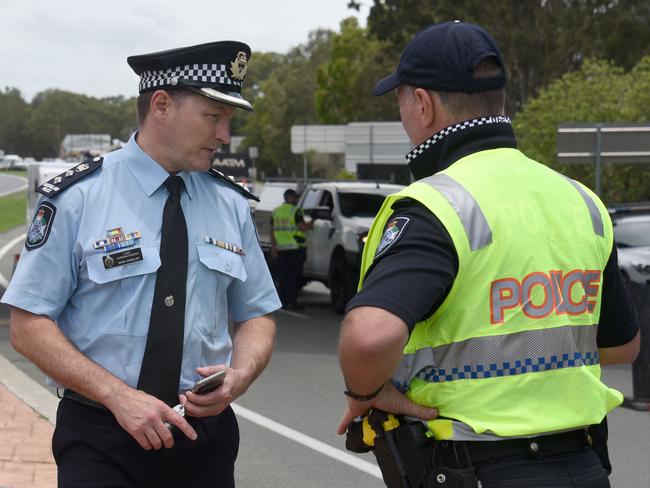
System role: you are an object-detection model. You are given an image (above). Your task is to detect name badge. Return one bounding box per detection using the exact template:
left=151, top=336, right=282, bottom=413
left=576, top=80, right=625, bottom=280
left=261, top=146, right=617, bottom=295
left=103, top=248, right=144, bottom=269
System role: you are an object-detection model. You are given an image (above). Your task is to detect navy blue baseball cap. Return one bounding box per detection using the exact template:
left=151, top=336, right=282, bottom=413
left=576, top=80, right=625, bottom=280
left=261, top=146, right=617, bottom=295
left=373, top=21, right=506, bottom=96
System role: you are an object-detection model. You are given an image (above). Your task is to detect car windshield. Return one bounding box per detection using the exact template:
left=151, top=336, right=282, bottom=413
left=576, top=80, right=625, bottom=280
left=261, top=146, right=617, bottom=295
left=339, top=192, right=389, bottom=218
left=613, top=216, right=650, bottom=247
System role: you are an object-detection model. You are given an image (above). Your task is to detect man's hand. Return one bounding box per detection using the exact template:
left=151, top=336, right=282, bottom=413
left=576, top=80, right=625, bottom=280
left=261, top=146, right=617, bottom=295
left=181, top=365, right=249, bottom=418
left=336, top=382, right=437, bottom=435
left=105, top=388, right=197, bottom=451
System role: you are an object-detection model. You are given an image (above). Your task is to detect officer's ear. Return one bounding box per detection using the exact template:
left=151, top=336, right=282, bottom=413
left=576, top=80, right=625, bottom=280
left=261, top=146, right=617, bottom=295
left=413, top=87, right=435, bottom=128
left=149, top=90, right=175, bottom=120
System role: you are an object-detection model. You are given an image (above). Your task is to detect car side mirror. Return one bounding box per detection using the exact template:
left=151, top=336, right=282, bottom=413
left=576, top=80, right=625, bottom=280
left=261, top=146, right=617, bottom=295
left=310, top=206, right=333, bottom=221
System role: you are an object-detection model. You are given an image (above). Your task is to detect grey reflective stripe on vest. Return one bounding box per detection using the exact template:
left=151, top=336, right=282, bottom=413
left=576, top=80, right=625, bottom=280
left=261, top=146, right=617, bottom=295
left=391, top=325, right=598, bottom=391
left=420, top=173, right=492, bottom=251
left=564, top=177, right=604, bottom=237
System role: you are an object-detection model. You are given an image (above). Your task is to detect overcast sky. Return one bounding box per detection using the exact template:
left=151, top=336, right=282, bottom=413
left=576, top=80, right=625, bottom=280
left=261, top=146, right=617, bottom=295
left=1, top=0, right=367, bottom=101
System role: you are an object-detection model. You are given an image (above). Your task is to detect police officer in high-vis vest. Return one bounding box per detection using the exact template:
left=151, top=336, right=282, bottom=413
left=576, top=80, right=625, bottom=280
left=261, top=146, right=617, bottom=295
left=337, top=21, right=640, bottom=487
left=2, top=41, right=280, bottom=487
left=271, top=188, right=312, bottom=309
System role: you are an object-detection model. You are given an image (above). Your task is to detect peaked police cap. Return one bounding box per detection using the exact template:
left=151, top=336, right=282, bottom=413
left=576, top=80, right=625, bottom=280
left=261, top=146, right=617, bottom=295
left=128, top=41, right=253, bottom=111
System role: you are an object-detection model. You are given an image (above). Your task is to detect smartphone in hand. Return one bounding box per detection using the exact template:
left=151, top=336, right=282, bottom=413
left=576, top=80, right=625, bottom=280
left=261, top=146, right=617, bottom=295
left=191, top=370, right=226, bottom=395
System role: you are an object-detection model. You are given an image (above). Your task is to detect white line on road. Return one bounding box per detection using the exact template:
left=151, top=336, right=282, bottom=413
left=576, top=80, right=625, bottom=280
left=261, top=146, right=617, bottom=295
left=0, top=233, right=25, bottom=288
left=0, top=184, right=28, bottom=198
left=0, top=174, right=28, bottom=197
left=232, top=403, right=382, bottom=479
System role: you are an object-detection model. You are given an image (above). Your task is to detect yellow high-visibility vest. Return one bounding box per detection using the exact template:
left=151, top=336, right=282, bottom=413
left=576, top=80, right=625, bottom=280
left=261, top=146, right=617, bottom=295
left=360, top=147, right=622, bottom=440
left=272, top=203, right=304, bottom=250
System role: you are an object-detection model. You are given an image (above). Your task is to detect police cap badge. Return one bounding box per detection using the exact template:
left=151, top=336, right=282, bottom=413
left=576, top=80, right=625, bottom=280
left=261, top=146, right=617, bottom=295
left=127, top=41, right=253, bottom=111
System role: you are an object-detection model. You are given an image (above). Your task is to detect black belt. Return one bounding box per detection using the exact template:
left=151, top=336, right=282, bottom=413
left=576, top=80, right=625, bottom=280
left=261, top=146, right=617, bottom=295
left=460, top=429, right=593, bottom=465
left=61, top=389, right=108, bottom=411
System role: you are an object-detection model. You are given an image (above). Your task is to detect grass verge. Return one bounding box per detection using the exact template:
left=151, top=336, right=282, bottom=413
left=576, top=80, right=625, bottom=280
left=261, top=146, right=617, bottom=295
left=1, top=169, right=28, bottom=178
left=0, top=192, right=27, bottom=232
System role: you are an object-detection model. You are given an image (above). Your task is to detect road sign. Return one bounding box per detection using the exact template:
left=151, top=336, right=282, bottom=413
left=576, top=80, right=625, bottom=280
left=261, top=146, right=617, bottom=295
left=557, top=123, right=650, bottom=195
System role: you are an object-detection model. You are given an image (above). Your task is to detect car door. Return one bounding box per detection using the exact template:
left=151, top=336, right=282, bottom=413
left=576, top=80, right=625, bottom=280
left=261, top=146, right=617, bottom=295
left=306, top=190, right=335, bottom=279
left=300, top=188, right=322, bottom=276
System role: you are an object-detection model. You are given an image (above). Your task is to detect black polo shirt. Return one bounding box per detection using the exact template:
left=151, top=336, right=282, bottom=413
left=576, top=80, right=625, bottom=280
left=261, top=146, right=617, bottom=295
left=346, top=119, right=638, bottom=347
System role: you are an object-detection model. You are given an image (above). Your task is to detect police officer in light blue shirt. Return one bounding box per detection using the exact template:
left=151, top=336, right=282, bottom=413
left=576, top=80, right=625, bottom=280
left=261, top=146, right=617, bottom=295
left=1, top=41, right=280, bottom=488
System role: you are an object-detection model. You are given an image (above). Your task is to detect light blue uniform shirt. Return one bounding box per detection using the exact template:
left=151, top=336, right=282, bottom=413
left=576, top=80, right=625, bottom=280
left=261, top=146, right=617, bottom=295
left=2, top=133, right=281, bottom=392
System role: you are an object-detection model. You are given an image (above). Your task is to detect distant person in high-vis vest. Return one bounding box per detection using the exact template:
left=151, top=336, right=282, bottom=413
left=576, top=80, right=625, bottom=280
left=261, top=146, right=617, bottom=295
left=271, top=188, right=313, bottom=310
left=337, top=21, right=640, bottom=487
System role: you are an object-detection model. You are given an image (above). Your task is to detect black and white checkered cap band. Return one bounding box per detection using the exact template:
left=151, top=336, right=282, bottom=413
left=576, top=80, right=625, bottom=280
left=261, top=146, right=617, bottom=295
left=138, top=63, right=242, bottom=92
left=406, top=116, right=512, bottom=161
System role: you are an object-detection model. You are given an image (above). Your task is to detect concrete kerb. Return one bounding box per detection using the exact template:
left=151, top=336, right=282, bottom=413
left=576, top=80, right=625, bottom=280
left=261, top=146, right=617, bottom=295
left=0, top=353, right=58, bottom=424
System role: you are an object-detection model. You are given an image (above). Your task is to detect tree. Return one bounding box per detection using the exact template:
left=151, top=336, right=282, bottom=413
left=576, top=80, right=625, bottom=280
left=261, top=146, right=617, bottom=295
left=239, top=30, right=335, bottom=177
left=315, top=17, right=398, bottom=123
left=363, top=0, right=650, bottom=113
left=25, top=90, right=136, bottom=159
left=231, top=51, right=285, bottom=137
left=0, top=88, right=31, bottom=156
left=514, top=57, right=650, bottom=204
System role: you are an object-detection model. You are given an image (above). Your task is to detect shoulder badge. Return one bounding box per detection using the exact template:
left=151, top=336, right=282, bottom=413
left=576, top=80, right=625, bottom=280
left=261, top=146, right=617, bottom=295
left=207, top=168, right=260, bottom=202
left=37, top=157, right=103, bottom=198
left=25, top=201, right=57, bottom=250
left=374, top=216, right=410, bottom=259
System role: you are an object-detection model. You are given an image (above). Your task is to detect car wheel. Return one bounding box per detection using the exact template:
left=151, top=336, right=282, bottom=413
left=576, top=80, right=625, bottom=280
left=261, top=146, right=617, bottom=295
left=330, top=254, right=357, bottom=314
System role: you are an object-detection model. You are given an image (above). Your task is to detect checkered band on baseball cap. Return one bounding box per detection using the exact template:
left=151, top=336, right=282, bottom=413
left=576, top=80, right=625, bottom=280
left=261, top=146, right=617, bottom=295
left=138, top=63, right=242, bottom=92
left=406, top=116, right=512, bottom=161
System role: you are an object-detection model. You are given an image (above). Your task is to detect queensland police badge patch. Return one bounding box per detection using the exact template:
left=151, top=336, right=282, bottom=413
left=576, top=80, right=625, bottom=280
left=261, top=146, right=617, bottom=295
left=25, top=202, right=56, bottom=251
left=374, top=216, right=410, bottom=259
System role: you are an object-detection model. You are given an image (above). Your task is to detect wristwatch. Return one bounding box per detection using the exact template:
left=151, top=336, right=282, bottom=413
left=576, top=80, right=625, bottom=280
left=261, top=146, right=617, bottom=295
left=344, top=383, right=384, bottom=401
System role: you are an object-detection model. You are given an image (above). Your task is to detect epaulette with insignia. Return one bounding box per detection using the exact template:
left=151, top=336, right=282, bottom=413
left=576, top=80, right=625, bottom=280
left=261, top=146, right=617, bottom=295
left=207, top=168, right=260, bottom=202
left=37, top=157, right=103, bottom=198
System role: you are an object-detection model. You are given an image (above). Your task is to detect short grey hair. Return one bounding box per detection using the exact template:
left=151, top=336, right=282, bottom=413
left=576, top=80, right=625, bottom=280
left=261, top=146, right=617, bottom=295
left=433, top=57, right=506, bottom=121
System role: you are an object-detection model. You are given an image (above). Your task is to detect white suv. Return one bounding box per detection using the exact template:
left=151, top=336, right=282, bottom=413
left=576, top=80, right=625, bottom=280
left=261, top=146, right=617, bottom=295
left=612, top=211, right=650, bottom=285
left=254, top=180, right=404, bottom=313
left=298, top=181, right=404, bottom=313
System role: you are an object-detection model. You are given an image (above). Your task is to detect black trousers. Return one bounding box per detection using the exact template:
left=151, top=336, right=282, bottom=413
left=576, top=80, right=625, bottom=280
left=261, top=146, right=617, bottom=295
left=475, top=450, right=610, bottom=487
left=53, top=398, right=239, bottom=488
left=275, top=249, right=304, bottom=307
left=434, top=440, right=610, bottom=488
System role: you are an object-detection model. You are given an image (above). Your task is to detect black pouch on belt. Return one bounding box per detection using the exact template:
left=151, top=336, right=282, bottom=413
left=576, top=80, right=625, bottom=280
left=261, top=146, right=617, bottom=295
left=589, top=416, right=612, bottom=474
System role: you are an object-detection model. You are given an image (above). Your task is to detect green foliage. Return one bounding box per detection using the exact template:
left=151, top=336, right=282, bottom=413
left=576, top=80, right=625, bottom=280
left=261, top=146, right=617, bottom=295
left=0, top=89, right=136, bottom=160
left=0, top=88, right=30, bottom=156
left=2, top=170, right=28, bottom=178
left=0, top=192, right=26, bottom=232
left=315, top=18, right=397, bottom=123
left=515, top=57, right=650, bottom=204
left=239, top=30, right=335, bottom=178
left=335, top=169, right=356, bottom=180
left=231, top=51, right=286, bottom=135
left=363, top=0, right=650, bottom=113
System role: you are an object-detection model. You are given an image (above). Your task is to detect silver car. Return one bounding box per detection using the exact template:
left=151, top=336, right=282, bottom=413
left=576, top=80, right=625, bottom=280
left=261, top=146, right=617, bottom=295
left=612, top=213, right=650, bottom=284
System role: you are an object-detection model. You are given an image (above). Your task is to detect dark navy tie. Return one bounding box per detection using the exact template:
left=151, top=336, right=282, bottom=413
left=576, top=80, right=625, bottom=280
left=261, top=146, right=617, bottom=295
left=137, top=175, right=188, bottom=406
